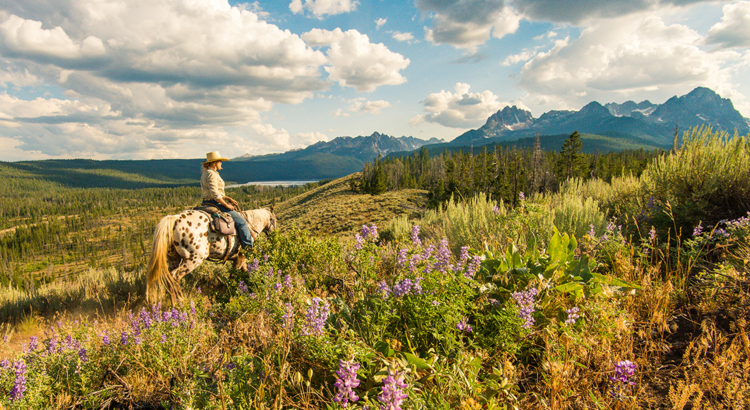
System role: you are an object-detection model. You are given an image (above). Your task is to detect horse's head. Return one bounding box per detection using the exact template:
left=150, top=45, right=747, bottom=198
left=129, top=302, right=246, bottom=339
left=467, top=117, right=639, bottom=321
left=265, top=206, right=277, bottom=233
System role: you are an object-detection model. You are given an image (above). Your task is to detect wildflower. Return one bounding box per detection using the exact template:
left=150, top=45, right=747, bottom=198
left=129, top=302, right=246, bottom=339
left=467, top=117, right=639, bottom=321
left=9, top=360, right=27, bottom=401
left=378, top=367, right=408, bottom=410
left=263, top=254, right=269, bottom=262
left=377, top=281, right=391, bottom=298
left=411, top=225, right=422, bottom=247
left=609, top=360, right=638, bottom=399
left=248, top=258, right=260, bottom=271
left=397, top=248, right=408, bottom=267
left=25, top=336, right=38, bottom=353
left=648, top=226, right=657, bottom=242
left=101, top=333, right=111, bottom=346
left=564, top=307, right=581, bottom=325
left=519, top=191, right=525, bottom=202
left=457, top=318, right=472, bottom=332
left=301, top=297, right=330, bottom=337
left=714, top=228, right=729, bottom=237
left=333, top=359, right=361, bottom=407
left=120, top=331, right=129, bottom=346
left=238, top=281, right=249, bottom=294
left=693, top=223, right=704, bottom=237
left=369, top=224, right=378, bottom=240
left=190, top=301, right=196, bottom=315
left=588, top=225, right=596, bottom=238
left=392, top=278, right=413, bottom=298
left=274, top=283, right=282, bottom=293
left=78, top=347, right=88, bottom=362
left=431, top=300, right=441, bottom=306
left=160, top=334, right=167, bottom=344
left=355, top=233, right=364, bottom=250
left=492, top=205, right=501, bottom=215
left=512, top=288, right=537, bottom=329
left=196, top=287, right=202, bottom=294
left=281, top=303, right=294, bottom=329
left=464, top=255, right=482, bottom=279
left=361, top=225, right=371, bottom=239
left=412, top=277, right=423, bottom=295
left=284, top=274, right=293, bottom=289
left=435, top=239, right=451, bottom=273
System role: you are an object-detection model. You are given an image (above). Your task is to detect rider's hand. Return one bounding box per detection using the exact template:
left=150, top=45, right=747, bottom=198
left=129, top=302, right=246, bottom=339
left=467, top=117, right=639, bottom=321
left=225, top=203, right=235, bottom=211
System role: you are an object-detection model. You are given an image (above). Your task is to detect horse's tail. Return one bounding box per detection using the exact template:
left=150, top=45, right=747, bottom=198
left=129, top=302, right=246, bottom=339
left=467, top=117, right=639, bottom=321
left=146, top=214, right=179, bottom=304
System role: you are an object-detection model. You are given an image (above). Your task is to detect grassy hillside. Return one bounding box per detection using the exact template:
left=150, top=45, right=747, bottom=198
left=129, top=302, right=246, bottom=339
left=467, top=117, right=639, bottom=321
left=276, top=173, right=427, bottom=235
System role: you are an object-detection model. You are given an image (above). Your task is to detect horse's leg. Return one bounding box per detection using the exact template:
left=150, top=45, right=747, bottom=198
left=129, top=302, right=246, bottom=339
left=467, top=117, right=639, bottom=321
left=233, top=253, right=248, bottom=272
left=169, top=213, right=211, bottom=304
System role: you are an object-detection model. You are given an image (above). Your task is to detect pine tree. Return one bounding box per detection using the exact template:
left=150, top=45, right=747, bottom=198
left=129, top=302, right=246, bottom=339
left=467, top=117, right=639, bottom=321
left=557, top=131, right=586, bottom=180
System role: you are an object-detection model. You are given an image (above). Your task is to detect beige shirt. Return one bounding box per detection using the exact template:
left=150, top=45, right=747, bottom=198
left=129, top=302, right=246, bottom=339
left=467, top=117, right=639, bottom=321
left=201, top=168, right=225, bottom=201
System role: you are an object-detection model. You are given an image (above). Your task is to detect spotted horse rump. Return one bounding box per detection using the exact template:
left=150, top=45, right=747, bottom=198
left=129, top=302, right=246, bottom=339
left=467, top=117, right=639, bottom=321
left=146, top=207, right=277, bottom=305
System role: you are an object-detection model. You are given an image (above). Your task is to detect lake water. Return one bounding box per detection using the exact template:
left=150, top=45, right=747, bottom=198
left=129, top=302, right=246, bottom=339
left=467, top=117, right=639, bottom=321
left=227, top=180, right=319, bottom=188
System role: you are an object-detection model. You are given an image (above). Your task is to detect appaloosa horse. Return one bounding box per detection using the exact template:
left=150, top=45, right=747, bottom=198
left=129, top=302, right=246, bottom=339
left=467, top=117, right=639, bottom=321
left=146, top=207, right=277, bottom=304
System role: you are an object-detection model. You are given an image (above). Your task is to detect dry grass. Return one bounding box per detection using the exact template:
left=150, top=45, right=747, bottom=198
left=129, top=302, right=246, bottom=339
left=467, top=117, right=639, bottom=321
left=276, top=173, right=428, bottom=236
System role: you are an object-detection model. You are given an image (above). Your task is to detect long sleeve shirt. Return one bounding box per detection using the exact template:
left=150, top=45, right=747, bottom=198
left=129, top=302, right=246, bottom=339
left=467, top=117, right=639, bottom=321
left=201, top=168, right=225, bottom=201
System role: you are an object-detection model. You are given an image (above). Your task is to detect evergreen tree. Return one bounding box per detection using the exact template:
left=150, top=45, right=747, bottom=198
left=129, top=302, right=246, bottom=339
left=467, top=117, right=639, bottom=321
left=557, top=131, right=586, bottom=180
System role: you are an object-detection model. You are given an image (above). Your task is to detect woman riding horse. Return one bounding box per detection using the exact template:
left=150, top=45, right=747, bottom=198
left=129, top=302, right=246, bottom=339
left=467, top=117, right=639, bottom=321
left=201, top=151, right=254, bottom=250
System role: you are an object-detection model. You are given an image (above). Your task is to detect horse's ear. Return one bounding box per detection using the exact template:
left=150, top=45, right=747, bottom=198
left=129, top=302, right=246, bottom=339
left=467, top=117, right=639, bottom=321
left=269, top=204, right=274, bottom=213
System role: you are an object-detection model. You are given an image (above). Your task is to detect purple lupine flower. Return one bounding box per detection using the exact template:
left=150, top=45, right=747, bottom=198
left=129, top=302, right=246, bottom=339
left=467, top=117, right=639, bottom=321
left=648, top=227, right=657, bottom=242
left=190, top=301, right=196, bottom=315
left=512, top=288, right=538, bottom=329
left=588, top=225, right=596, bottom=238
left=196, top=287, right=202, bottom=294
left=464, top=255, right=482, bottom=279
left=354, top=233, right=364, bottom=250
left=160, top=334, right=168, bottom=344
left=284, top=274, right=293, bottom=289
left=377, top=281, right=391, bottom=298
left=281, top=303, right=294, bottom=329
left=9, top=360, right=27, bottom=401
left=397, top=248, right=408, bottom=267
left=519, top=191, right=525, bottom=202
left=411, top=225, right=422, bottom=247
left=274, top=283, right=282, bottom=293
left=120, top=331, right=129, bottom=346
left=609, top=360, right=638, bottom=399
left=361, top=225, right=371, bottom=239
left=333, top=359, right=361, bottom=407
left=431, top=300, right=441, bottom=306
left=78, top=347, right=88, bottom=362
left=435, top=239, right=451, bottom=273
left=0, top=359, right=9, bottom=369
left=456, top=318, right=472, bottom=332
left=392, top=278, right=413, bottom=298
left=412, top=277, right=423, bottom=295
left=564, top=306, right=581, bottom=325
left=492, top=205, right=501, bottom=215
left=101, top=333, right=110, bottom=346
left=693, top=223, right=703, bottom=237
left=263, top=254, right=269, bottom=262
left=139, top=308, right=153, bottom=329
left=248, top=258, right=260, bottom=271
left=378, top=367, right=408, bottom=410
left=266, top=267, right=274, bottom=277
left=238, top=281, right=249, bottom=294
left=301, top=297, right=330, bottom=337
left=714, top=228, right=729, bottom=237
left=47, top=334, right=59, bottom=354
left=369, top=224, right=378, bottom=240
left=488, top=298, right=500, bottom=306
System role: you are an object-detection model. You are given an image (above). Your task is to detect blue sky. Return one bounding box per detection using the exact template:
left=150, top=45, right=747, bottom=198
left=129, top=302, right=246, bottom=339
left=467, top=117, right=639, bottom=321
left=0, top=0, right=748, bottom=161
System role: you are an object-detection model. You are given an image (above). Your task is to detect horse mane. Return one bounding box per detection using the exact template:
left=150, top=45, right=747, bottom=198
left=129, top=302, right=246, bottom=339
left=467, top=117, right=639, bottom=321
left=242, top=207, right=274, bottom=233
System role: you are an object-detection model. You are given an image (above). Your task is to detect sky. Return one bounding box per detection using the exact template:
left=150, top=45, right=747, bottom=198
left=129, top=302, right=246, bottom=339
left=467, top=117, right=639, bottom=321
left=0, top=0, right=749, bottom=161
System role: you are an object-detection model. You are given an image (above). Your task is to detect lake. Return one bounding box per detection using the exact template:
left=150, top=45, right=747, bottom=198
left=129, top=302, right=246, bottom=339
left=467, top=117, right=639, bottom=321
left=227, top=180, right=319, bottom=188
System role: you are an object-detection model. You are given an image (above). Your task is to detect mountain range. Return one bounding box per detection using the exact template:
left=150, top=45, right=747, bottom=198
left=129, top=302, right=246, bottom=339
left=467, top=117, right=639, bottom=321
left=450, top=87, right=749, bottom=147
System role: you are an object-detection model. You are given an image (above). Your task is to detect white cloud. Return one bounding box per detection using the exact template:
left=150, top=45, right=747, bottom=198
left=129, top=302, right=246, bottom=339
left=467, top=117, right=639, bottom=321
left=302, top=28, right=409, bottom=92
left=347, top=98, right=391, bottom=114
left=502, top=49, right=537, bottom=66
left=376, top=18, right=387, bottom=29
left=705, top=1, right=750, bottom=50
left=411, top=83, right=508, bottom=128
left=518, top=14, right=740, bottom=111
left=417, top=0, right=520, bottom=51
left=289, top=0, right=358, bottom=17
left=392, top=31, right=415, bottom=42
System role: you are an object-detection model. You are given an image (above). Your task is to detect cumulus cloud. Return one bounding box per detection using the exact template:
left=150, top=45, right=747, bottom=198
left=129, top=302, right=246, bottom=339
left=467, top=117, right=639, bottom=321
left=502, top=49, right=537, bottom=66
left=518, top=14, right=740, bottom=110
left=302, top=28, right=409, bottom=92
left=0, top=0, right=405, bottom=159
left=416, top=0, right=520, bottom=51
left=376, top=18, right=387, bottom=29
left=347, top=98, right=391, bottom=114
left=289, top=0, right=358, bottom=17
left=392, top=31, right=415, bottom=42
left=705, top=1, right=750, bottom=50
left=411, top=83, right=508, bottom=128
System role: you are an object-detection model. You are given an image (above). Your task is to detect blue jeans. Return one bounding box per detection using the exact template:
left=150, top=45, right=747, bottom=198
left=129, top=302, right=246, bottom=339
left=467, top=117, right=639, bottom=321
left=204, top=200, right=254, bottom=248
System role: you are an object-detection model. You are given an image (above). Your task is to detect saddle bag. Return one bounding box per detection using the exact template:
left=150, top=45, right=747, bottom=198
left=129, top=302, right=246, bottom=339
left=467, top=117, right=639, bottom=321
left=210, top=212, right=235, bottom=236
left=193, top=204, right=236, bottom=236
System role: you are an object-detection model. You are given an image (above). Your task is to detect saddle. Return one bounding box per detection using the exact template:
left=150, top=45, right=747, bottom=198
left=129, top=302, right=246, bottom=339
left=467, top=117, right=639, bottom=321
left=193, top=204, right=235, bottom=236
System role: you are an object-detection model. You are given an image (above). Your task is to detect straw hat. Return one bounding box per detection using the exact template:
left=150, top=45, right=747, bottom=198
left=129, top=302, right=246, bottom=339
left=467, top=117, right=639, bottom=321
left=203, top=151, right=229, bottom=164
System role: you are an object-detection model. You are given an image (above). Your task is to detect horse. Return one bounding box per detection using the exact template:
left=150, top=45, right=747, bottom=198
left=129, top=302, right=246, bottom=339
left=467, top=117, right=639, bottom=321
left=146, top=206, right=277, bottom=304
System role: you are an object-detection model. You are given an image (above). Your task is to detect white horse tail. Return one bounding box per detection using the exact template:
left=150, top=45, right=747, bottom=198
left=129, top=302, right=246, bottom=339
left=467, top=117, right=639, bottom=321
left=146, top=214, right=179, bottom=304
